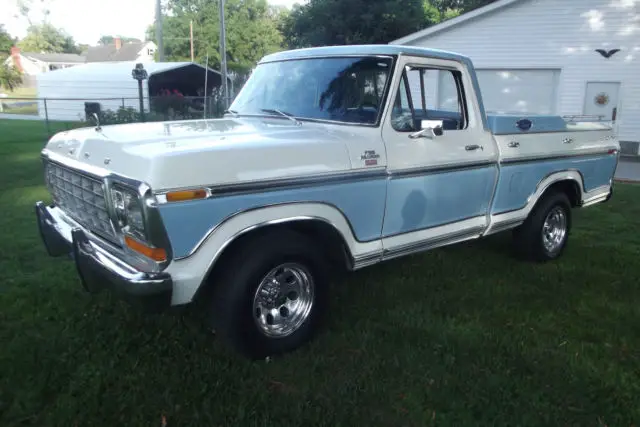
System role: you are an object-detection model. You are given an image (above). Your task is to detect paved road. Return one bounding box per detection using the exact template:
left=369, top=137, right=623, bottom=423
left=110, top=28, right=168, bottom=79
left=615, top=158, right=640, bottom=182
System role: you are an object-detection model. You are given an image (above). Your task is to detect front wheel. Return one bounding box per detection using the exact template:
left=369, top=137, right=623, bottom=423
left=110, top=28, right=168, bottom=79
left=209, top=229, right=329, bottom=359
left=513, top=191, right=572, bottom=261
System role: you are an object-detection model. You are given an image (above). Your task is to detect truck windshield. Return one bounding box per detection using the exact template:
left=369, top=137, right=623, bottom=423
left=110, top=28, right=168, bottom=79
left=229, top=56, right=394, bottom=125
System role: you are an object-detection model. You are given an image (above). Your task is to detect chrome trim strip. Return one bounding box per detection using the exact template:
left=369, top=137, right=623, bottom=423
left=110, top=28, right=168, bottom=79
left=581, top=194, right=610, bottom=208
left=198, top=215, right=354, bottom=289
left=483, top=218, right=524, bottom=236
left=382, top=226, right=485, bottom=261
left=155, top=168, right=388, bottom=199
left=156, top=161, right=499, bottom=202
left=382, top=215, right=486, bottom=240
left=500, top=148, right=618, bottom=165
left=352, top=251, right=383, bottom=270
left=388, top=160, right=496, bottom=179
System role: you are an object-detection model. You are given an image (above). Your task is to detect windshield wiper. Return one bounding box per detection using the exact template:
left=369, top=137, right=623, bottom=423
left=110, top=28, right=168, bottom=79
left=223, top=109, right=239, bottom=117
left=260, top=108, right=302, bottom=126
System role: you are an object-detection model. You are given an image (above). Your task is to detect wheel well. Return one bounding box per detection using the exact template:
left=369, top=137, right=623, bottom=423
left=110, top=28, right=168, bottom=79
left=546, top=179, right=581, bottom=207
left=199, top=220, right=352, bottom=298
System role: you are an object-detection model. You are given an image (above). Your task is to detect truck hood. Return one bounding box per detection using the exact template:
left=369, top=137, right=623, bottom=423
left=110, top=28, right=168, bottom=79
left=43, top=117, right=353, bottom=190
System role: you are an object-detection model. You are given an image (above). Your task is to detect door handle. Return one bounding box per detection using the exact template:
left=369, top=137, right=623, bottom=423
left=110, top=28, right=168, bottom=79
left=508, top=141, right=520, bottom=148
left=465, top=144, right=483, bottom=151
left=563, top=138, right=573, bottom=144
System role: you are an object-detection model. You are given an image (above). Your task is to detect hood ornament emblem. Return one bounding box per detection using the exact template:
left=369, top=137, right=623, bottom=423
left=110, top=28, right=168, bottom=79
left=104, top=158, right=111, bottom=165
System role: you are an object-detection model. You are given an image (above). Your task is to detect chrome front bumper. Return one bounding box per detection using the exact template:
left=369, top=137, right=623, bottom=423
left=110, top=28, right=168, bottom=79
left=35, top=201, right=173, bottom=310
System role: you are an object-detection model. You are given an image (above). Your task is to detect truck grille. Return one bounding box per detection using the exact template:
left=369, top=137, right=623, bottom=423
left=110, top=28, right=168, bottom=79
left=45, top=162, right=115, bottom=240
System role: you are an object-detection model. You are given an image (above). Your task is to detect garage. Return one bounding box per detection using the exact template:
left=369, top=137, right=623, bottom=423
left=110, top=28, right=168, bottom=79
left=475, top=69, right=560, bottom=115
left=391, top=0, right=640, bottom=154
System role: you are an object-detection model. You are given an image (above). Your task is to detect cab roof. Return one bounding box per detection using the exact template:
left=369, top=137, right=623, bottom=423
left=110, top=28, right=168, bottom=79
left=260, top=44, right=473, bottom=68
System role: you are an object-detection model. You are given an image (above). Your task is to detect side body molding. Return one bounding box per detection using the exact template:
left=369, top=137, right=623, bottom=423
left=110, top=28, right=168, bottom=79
left=164, top=203, right=381, bottom=305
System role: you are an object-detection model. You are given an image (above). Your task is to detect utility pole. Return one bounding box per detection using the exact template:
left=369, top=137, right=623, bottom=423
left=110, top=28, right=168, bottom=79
left=219, top=0, right=229, bottom=108
left=190, top=20, right=194, bottom=62
left=155, top=0, right=164, bottom=61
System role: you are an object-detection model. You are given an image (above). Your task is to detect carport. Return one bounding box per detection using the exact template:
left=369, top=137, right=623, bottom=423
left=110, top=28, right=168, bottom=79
left=36, top=61, right=230, bottom=121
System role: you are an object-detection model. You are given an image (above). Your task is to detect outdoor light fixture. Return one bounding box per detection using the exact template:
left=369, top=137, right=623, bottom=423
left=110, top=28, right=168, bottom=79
left=131, top=63, right=148, bottom=121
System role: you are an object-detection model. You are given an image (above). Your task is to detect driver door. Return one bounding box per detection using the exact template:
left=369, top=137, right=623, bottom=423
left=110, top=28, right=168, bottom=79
left=380, top=56, right=498, bottom=255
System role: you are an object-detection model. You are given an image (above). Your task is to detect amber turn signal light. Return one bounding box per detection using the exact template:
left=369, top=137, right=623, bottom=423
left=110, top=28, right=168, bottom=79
left=165, top=189, right=208, bottom=202
left=125, top=235, right=167, bottom=262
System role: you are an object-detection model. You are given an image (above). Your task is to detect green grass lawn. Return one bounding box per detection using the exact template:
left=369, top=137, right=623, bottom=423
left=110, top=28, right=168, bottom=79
left=1, top=119, right=639, bottom=426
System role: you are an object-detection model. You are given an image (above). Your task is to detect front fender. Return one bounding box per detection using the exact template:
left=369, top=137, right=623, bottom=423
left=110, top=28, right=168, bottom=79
left=164, top=202, right=382, bottom=305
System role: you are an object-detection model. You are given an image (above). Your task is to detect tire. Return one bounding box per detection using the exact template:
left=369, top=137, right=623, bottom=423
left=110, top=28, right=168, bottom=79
left=513, top=190, right=572, bottom=262
left=209, top=229, right=330, bottom=359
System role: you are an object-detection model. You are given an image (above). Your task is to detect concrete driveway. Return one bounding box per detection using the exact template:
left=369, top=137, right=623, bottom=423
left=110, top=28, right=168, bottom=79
left=615, top=158, right=640, bottom=182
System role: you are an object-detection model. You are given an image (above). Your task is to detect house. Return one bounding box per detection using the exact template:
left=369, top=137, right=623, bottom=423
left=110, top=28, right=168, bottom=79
left=5, top=47, right=86, bottom=75
left=391, top=0, right=640, bottom=155
left=85, top=37, right=157, bottom=63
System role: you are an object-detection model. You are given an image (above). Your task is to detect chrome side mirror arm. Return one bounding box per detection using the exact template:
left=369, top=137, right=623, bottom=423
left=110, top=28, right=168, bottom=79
left=409, top=126, right=442, bottom=139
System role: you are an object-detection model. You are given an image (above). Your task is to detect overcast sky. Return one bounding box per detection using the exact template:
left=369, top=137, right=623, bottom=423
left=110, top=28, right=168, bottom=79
left=0, top=0, right=301, bottom=46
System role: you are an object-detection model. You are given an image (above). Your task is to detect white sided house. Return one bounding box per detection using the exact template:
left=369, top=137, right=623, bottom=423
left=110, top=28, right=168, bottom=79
left=392, top=0, right=640, bottom=155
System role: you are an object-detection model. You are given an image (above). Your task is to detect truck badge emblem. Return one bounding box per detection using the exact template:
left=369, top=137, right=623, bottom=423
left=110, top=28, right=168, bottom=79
left=361, top=150, right=380, bottom=166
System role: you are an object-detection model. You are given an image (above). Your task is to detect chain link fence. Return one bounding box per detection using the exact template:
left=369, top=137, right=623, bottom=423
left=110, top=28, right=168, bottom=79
left=0, top=91, right=228, bottom=137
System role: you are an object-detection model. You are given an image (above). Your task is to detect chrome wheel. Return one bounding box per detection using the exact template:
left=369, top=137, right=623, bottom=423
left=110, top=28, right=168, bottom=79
left=542, top=206, right=567, bottom=253
left=252, top=263, right=314, bottom=338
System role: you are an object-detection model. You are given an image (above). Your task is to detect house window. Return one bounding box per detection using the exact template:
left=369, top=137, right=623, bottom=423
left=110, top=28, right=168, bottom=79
left=147, top=48, right=155, bottom=56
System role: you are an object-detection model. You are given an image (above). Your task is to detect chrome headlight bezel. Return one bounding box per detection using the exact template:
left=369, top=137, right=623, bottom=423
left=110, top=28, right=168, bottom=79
left=110, top=184, right=146, bottom=241
left=41, top=150, right=173, bottom=272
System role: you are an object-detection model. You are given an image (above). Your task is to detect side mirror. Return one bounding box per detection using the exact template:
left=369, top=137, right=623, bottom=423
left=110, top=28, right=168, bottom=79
left=409, top=120, right=444, bottom=139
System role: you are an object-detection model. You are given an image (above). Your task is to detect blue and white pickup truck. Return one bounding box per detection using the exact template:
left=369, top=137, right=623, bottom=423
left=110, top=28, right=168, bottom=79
left=36, top=45, right=619, bottom=358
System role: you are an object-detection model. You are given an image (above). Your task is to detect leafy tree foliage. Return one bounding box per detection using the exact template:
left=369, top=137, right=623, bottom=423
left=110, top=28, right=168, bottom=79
left=0, top=62, right=23, bottom=91
left=98, top=35, right=142, bottom=45
left=280, top=0, right=430, bottom=48
left=281, top=0, right=500, bottom=48
left=148, top=0, right=284, bottom=73
left=0, top=25, right=16, bottom=55
left=18, top=23, right=80, bottom=54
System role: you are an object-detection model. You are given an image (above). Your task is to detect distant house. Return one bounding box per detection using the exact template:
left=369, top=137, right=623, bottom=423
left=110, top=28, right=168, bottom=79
left=5, top=47, right=86, bottom=75
left=85, top=38, right=157, bottom=63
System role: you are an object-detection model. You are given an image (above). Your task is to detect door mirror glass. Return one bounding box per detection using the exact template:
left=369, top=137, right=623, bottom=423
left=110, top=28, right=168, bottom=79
left=421, top=120, right=444, bottom=136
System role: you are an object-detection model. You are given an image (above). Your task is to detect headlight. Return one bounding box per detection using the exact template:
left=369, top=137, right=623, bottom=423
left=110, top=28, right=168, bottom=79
left=110, top=186, right=146, bottom=239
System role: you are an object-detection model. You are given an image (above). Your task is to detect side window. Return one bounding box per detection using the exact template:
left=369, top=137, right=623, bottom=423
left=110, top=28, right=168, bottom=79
left=391, top=65, right=468, bottom=132
left=391, top=75, right=414, bottom=132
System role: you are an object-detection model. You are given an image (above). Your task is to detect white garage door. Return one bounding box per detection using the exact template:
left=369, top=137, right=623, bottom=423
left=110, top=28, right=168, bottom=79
left=474, top=69, right=560, bottom=115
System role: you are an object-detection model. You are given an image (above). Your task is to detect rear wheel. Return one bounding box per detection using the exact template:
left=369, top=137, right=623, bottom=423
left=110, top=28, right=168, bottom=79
left=513, top=191, right=572, bottom=262
left=209, top=229, right=329, bottom=359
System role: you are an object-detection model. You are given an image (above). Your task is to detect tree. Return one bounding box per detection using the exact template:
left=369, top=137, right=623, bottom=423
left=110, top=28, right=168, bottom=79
left=18, top=23, right=79, bottom=53
left=0, top=62, right=23, bottom=91
left=148, top=0, right=284, bottom=73
left=281, top=0, right=430, bottom=48
left=98, top=35, right=142, bottom=45
left=0, top=25, right=16, bottom=55
left=425, top=0, right=497, bottom=22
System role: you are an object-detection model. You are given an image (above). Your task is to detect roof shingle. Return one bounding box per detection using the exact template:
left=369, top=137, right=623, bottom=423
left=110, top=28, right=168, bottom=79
left=85, top=42, right=148, bottom=62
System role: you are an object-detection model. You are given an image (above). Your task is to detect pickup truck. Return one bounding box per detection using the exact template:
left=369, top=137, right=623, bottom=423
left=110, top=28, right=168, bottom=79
left=35, top=45, right=620, bottom=359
